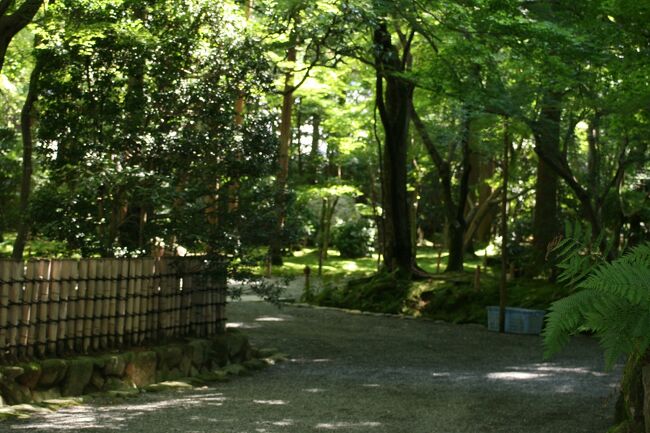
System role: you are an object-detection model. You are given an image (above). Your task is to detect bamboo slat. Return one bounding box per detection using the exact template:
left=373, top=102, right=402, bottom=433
left=0, top=261, right=11, bottom=358
left=25, top=260, right=39, bottom=358
left=65, top=260, right=79, bottom=353
left=35, top=260, right=51, bottom=357
left=99, top=259, right=110, bottom=350
left=131, top=259, right=143, bottom=344
left=107, top=258, right=119, bottom=347
left=76, top=260, right=89, bottom=353
left=117, top=260, right=129, bottom=346
left=84, top=260, right=97, bottom=353
left=46, top=260, right=63, bottom=355
left=8, top=261, right=23, bottom=359
left=139, top=258, right=154, bottom=344
left=125, top=259, right=137, bottom=344
left=56, top=260, right=73, bottom=355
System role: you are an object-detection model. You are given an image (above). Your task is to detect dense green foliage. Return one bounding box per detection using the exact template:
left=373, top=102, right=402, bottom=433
left=545, top=237, right=650, bottom=368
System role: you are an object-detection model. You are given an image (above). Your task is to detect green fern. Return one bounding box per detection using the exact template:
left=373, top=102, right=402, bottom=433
left=544, top=237, right=650, bottom=369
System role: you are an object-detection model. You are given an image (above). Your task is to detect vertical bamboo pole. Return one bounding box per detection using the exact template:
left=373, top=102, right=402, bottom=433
left=36, top=260, right=51, bottom=358
left=47, top=260, right=62, bottom=356
left=96, top=260, right=108, bottom=350
left=76, top=260, right=88, bottom=353
left=18, top=262, right=33, bottom=358
left=9, top=260, right=25, bottom=358
left=125, top=258, right=137, bottom=345
left=173, top=259, right=182, bottom=338
left=84, top=259, right=97, bottom=353
left=99, top=259, right=111, bottom=350
left=152, top=258, right=162, bottom=341
left=157, top=258, right=169, bottom=338
left=56, top=260, right=74, bottom=355
left=132, top=258, right=143, bottom=344
left=65, top=260, right=79, bottom=353
left=25, top=260, right=39, bottom=358
left=0, top=261, right=11, bottom=360
left=108, top=258, right=119, bottom=348
left=140, top=258, right=154, bottom=343
left=117, top=259, right=129, bottom=347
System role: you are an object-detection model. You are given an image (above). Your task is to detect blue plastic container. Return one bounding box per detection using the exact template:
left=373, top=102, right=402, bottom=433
left=486, top=306, right=546, bottom=335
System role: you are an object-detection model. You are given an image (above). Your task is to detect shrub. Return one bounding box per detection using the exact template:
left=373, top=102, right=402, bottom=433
left=332, top=219, right=373, bottom=258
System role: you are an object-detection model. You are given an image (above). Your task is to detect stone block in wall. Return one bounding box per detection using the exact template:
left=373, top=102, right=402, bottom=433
left=62, top=358, right=94, bottom=397
left=179, top=355, right=192, bottom=378
left=188, top=340, right=209, bottom=367
left=103, top=355, right=127, bottom=377
left=0, top=380, right=32, bottom=405
left=155, top=346, right=184, bottom=370
left=102, top=377, right=134, bottom=392
left=38, top=359, right=69, bottom=388
left=16, top=363, right=42, bottom=390
left=125, top=351, right=157, bottom=387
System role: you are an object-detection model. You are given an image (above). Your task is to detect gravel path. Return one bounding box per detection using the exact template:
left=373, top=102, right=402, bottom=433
left=6, top=301, right=621, bottom=433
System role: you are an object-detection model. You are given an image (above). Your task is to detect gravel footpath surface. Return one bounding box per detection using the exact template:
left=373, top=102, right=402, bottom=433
left=6, top=301, right=621, bottom=433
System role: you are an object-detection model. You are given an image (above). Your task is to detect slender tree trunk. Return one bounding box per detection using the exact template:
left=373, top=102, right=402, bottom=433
left=12, top=55, right=41, bottom=259
left=269, top=37, right=297, bottom=266
left=308, top=113, right=321, bottom=183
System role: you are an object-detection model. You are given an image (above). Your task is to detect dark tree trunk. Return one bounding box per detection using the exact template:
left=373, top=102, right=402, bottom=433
left=373, top=23, right=415, bottom=276
left=12, top=53, right=41, bottom=259
left=411, top=106, right=472, bottom=273
left=531, top=92, right=562, bottom=272
left=308, top=113, right=320, bottom=183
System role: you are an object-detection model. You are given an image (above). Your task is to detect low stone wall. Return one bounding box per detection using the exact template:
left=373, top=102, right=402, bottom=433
left=0, top=330, right=258, bottom=407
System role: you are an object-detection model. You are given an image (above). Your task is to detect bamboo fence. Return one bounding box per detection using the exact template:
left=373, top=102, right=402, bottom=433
left=0, top=257, right=226, bottom=363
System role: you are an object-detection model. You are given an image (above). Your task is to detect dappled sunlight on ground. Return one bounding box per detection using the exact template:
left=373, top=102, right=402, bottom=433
left=315, top=421, right=382, bottom=429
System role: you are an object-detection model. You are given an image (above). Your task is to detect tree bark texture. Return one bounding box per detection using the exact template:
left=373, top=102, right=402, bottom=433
left=373, top=23, right=415, bottom=276
left=531, top=92, right=562, bottom=272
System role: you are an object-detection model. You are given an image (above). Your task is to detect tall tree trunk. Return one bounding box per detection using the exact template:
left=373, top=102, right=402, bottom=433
left=308, top=113, right=321, bottom=183
left=269, top=34, right=297, bottom=266
left=499, top=119, right=510, bottom=333
left=531, top=92, right=562, bottom=273
left=12, top=53, right=41, bottom=259
left=373, top=23, right=415, bottom=276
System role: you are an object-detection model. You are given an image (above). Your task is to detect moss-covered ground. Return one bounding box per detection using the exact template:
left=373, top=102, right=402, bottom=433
left=268, top=247, right=569, bottom=325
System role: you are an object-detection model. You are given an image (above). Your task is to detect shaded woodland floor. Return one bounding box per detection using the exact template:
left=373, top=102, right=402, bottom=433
left=5, top=301, right=621, bottom=433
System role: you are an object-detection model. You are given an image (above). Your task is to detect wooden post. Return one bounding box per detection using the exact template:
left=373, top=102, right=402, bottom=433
left=436, top=249, right=442, bottom=273
left=98, top=259, right=110, bottom=350
left=303, top=265, right=312, bottom=301
left=474, top=265, right=481, bottom=291
left=152, top=258, right=162, bottom=341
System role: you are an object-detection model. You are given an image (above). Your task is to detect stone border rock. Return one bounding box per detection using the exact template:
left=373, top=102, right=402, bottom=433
left=0, top=330, right=287, bottom=421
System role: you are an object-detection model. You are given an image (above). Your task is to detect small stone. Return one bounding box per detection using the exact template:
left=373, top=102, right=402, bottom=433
left=220, top=364, right=248, bottom=376
left=90, top=372, right=105, bottom=390
left=39, top=359, right=69, bottom=387
left=0, top=407, right=19, bottom=420
left=144, top=381, right=193, bottom=393
left=1, top=366, right=25, bottom=381
left=41, top=398, right=82, bottom=410
left=102, top=377, right=134, bottom=392
left=0, top=381, right=32, bottom=405
left=125, top=351, right=157, bottom=387
left=32, top=388, right=62, bottom=403
left=61, top=358, right=94, bottom=397
left=103, top=355, right=127, bottom=377
left=16, top=363, right=42, bottom=389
